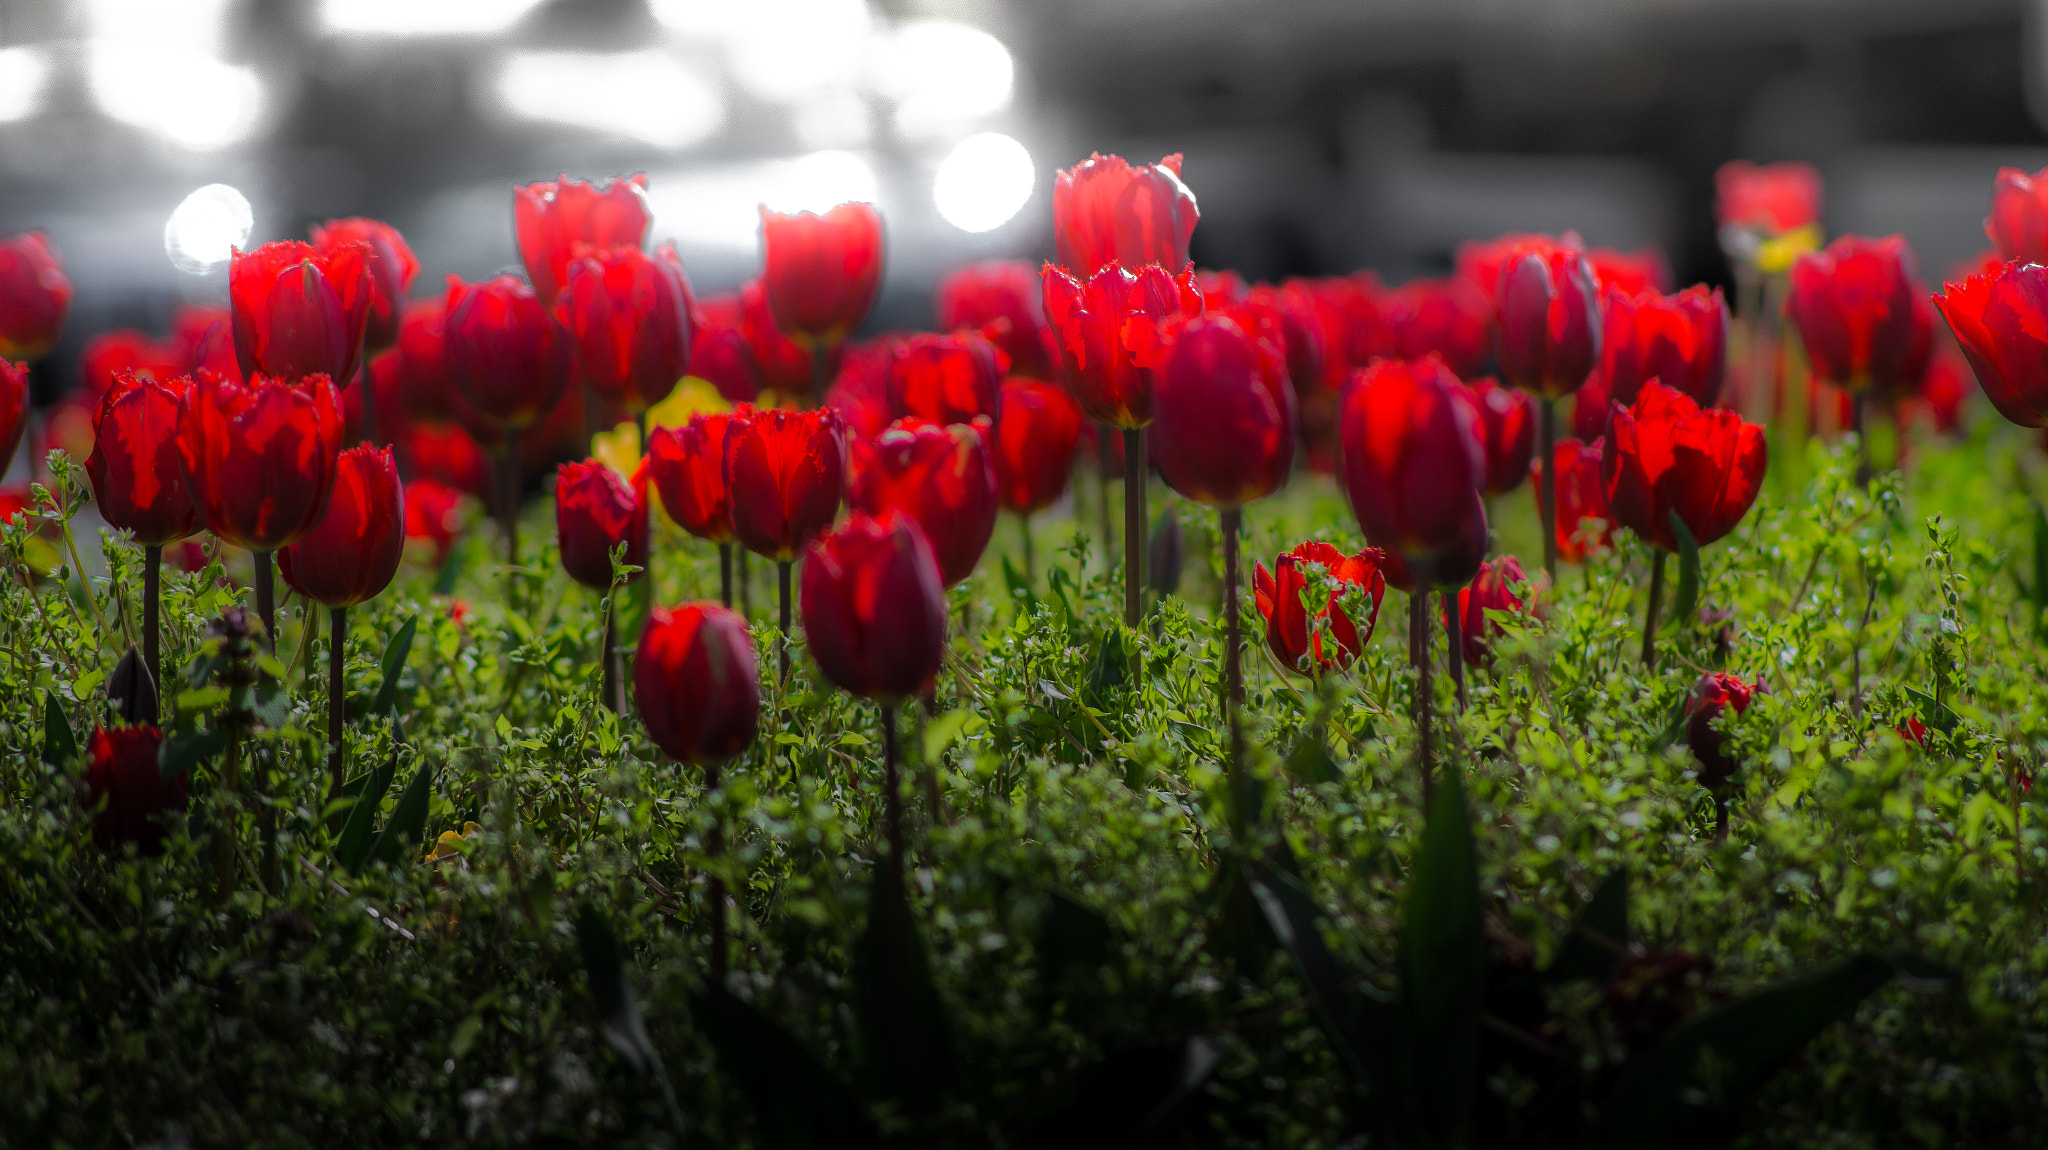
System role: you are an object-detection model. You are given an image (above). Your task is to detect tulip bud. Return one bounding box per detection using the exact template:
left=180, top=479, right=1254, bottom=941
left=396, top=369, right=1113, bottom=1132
left=635, top=602, right=760, bottom=765
left=1597, top=285, right=1729, bottom=409
left=724, top=407, right=846, bottom=562
left=1337, top=355, right=1489, bottom=589
left=83, top=724, right=186, bottom=853
left=176, top=371, right=346, bottom=552
left=555, top=459, right=649, bottom=590
left=230, top=240, right=374, bottom=385
left=1786, top=235, right=1933, bottom=399
left=556, top=244, right=696, bottom=415
left=1685, top=672, right=1761, bottom=790
left=936, top=260, right=1057, bottom=379
left=799, top=512, right=947, bottom=703
left=1042, top=261, right=1203, bottom=429
left=310, top=217, right=419, bottom=354
left=1444, top=555, right=1533, bottom=667
left=646, top=412, right=737, bottom=543
left=1382, top=276, right=1492, bottom=380
left=848, top=418, right=997, bottom=588
left=1530, top=437, right=1614, bottom=564
left=87, top=371, right=199, bottom=547
left=280, top=445, right=405, bottom=608
left=1147, top=509, right=1184, bottom=596
left=403, top=479, right=466, bottom=567
left=1601, top=382, right=1767, bottom=553
left=1152, top=314, right=1296, bottom=508
left=990, top=379, right=1083, bottom=516
left=514, top=174, right=651, bottom=308
left=172, top=306, right=238, bottom=382
left=0, top=231, right=71, bottom=362
left=1934, top=260, right=2048, bottom=428
left=1053, top=152, right=1200, bottom=277
left=689, top=293, right=761, bottom=404
left=443, top=274, right=573, bottom=433
left=1458, top=377, right=1536, bottom=497
left=886, top=331, right=1004, bottom=425
left=1494, top=239, right=1602, bottom=399
left=759, top=202, right=885, bottom=350
left=1253, top=541, right=1386, bottom=673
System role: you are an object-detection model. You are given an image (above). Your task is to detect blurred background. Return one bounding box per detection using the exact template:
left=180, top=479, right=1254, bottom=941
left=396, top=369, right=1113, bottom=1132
left=3, top=0, right=2047, bottom=404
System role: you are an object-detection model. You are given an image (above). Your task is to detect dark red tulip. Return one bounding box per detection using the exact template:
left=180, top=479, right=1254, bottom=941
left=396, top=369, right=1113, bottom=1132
left=1597, top=285, right=1730, bottom=409
left=230, top=239, right=374, bottom=385
left=636, top=602, right=760, bottom=764
left=1196, top=268, right=1248, bottom=303
left=1908, top=342, right=1969, bottom=436
left=849, top=418, right=997, bottom=587
left=177, top=371, right=345, bottom=551
left=991, top=379, right=1083, bottom=515
left=826, top=336, right=900, bottom=444
left=724, top=407, right=846, bottom=561
left=936, top=260, right=1057, bottom=378
left=1933, top=260, right=2048, bottom=427
left=1241, top=283, right=1328, bottom=403
left=1458, top=377, right=1535, bottom=496
left=1987, top=166, right=2048, bottom=265
left=1601, top=381, right=1767, bottom=553
left=81, top=331, right=183, bottom=397
left=0, top=231, right=70, bottom=361
left=1788, top=235, right=1933, bottom=399
left=514, top=173, right=651, bottom=308
left=1494, top=238, right=1602, bottom=400
left=1531, top=437, right=1613, bottom=564
left=1337, top=355, right=1489, bottom=588
left=556, top=459, right=649, bottom=590
left=83, top=724, right=185, bottom=852
left=1445, top=554, right=1532, bottom=666
left=401, top=421, right=492, bottom=497
left=1252, top=541, right=1386, bottom=673
left=1716, top=160, right=1823, bottom=236
left=443, top=274, right=573, bottom=432
left=799, top=511, right=946, bottom=702
left=1383, top=276, right=1491, bottom=380
left=1685, top=672, right=1760, bottom=789
left=280, top=445, right=404, bottom=608
left=887, top=331, right=1004, bottom=425
left=740, top=277, right=836, bottom=400
left=310, top=217, right=418, bottom=353
left=172, top=306, right=239, bottom=382
left=1053, top=153, right=1200, bottom=277
left=1042, top=260, right=1203, bottom=428
left=647, top=411, right=737, bottom=542
left=0, top=359, right=24, bottom=471
left=344, top=345, right=408, bottom=445
left=403, top=479, right=465, bottom=566
left=87, top=371, right=198, bottom=546
left=556, top=243, right=696, bottom=414
left=1586, top=247, right=1671, bottom=298
left=689, top=293, right=760, bottom=404
left=1153, top=314, right=1296, bottom=507
left=759, top=202, right=884, bottom=349
left=1455, top=233, right=1551, bottom=308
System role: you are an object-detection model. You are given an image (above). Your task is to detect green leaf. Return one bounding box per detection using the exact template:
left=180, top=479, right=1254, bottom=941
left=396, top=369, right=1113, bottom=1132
left=334, top=754, right=399, bottom=873
left=1903, top=686, right=1960, bottom=737
left=853, top=861, right=958, bottom=1112
left=1284, top=734, right=1340, bottom=786
left=1403, top=768, right=1483, bottom=1147
left=432, top=547, right=464, bottom=597
left=693, top=986, right=880, bottom=1150
left=1664, top=510, right=1701, bottom=635
left=1012, top=1036, right=1221, bottom=1149
left=1001, top=551, right=1037, bottom=610
left=368, top=617, right=417, bottom=720
left=1545, top=870, right=1629, bottom=983
left=158, top=726, right=229, bottom=783
left=252, top=680, right=292, bottom=728
left=921, top=708, right=972, bottom=764
left=366, top=757, right=434, bottom=868
left=41, top=692, right=76, bottom=768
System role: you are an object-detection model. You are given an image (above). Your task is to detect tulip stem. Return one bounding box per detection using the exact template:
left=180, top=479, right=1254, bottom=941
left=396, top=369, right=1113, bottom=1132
left=1444, top=586, right=1466, bottom=712
left=254, top=550, right=276, bottom=652
left=1096, top=426, right=1115, bottom=561
left=704, top=761, right=727, bottom=981
left=879, top=703, right=905, bottom=887
left=1123, top=428, right=1144, bottom=629
left=501, top=429, right=522, bottom=573
left=599, top=607, right=621, bottom=714
left=1412, top=591, right=1434, bottom=804
left=737, top=547, right=751, bottom=621
left=327, top=606, right=347, bottom=818
left=143, top=544, right=161, bottom=723
left=1853, top=395, right=1873, bottom=488
left=777, top=560, right=793, bottom=685
left=1540, top=399, right=1559, bottom=584
left=719, top=543, right=733, bottom=609
left=1020, top=513, right=1035, bottom=590
left=1642, top=549, right=1667, bottom=667
left=1221, top=506, right=1246, bottom=837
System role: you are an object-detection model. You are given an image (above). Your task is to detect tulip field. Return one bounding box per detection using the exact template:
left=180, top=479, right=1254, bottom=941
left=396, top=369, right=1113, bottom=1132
left=7, top=157, right=2048, bottom=1147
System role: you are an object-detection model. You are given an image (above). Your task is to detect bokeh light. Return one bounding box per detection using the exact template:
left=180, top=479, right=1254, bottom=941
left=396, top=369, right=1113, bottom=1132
left=933, top=132, right=1034, bottom=233
left=164, top=184, right=254, bottom=275
left=494, top=51, right=725, bottom=149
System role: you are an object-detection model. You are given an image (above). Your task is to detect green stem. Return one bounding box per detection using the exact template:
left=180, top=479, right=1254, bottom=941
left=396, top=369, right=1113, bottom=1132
left=1642, top=549, right=1667, bottom=667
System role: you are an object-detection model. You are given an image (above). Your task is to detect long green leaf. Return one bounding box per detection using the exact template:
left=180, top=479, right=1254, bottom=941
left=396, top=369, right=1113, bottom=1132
left=1546, top=870, right=1629, bottom=984
left=41, top=691, right=76, bottom=768
left=1664, top=510, right=1701, bottom=634
left=365, top=757, right=433, bottom=868
left=368, top=617, right=417, bottom=720
left=334, top=755, right=399, bottom=873
left=853, top=862, right=958, bottom=1112
left=1403, top=768, right=1483, bottom=1148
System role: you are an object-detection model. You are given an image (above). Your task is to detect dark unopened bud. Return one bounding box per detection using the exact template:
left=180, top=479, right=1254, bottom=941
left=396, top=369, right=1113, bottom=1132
left=1147, top=509, right=1184, bottom=596
left=107, top=646, right=157, bottom=725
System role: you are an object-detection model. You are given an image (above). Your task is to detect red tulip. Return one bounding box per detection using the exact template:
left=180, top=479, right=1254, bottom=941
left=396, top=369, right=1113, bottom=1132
left=1458, top=377, right=1535, bottom=497
left=87, top=371, right=199, bottom=546
left=443, top=274, right=573, bottom=432
left=81, top=331, right=184, bottom=397
left=1337, top=355, right=1489, bottom=588
left=1531, top=437, right=1613, bottom=564
left=849, top=419, right=997, bottom=588
left=172, top=306, right=239, bottom=382
left=1455, top=233, right=1551, bottom=307
left=887, top=331, right=1004, bottom=425
left=177, top=371, right=345, bottom=551
left=1933, top=259, right=2048, bottom=428
left=826, top=336, right=900, bottom=444
left=345, top=345, right=408, bottom=445
left=991, top=379, right=1083, bottom=515
left=230, top=239, right=374, bottom=385
left=689, top=293, right=760, bottom=404
left=1907, top=341, right=1969, bottom=436
left=555, top=243, right=696, bottom=414
left=403, top=479, right=465, bottom=566
left=514, top=174, right=651, bottom=308
left=0, top=358, right=25, bottom=472
left=83, top=724, right=185, bottom=852
left=799, top=511, right=946, bottom=702
left=1241, top=283, right=1329, bottom=402
left=1987, top=166, right=2048, bottom=265
left=936, top=260, right=1057, bottom=378
left=724, top=407, right=846, bottom=561
left=1445, top=555, right=1532, bottom=666
left=1716, top=161, right=1822, bottom=236
left=401, top=421, right=491, bottom=497
left=1597, top=285, right=1730, bottom=409
left=371, top=301, right=451, bottom=425
left=740, top=277, right=836, bottom=400
left=759, top=202, right=884, bottom=349
left=280, top=445, right=405, bottom=607
left=1153, top=314, right=1296, bottom=506
left=1601, top=381, right=1766, bottom=552
left=646, top=411, right=737, bottom=542
left=1685, top=671, right=1760, bottom=789
left=636, top=603, right=760, bottom=764
left=0, top=231, right=70, bottom=361
left=310, top=217, right=418, bottom=353
left=1042, top=261, right=1203, bottom=428
left=1586, top=247, right=1671, bottom=298
left=1196, top=269, right=1248, bottom=302
left=1788, top=236, right=1933, bottom=399
left=1494, top=238, right=1602, bottom=400
left=1252, top=541, right=1386, bottom=673
left=1382, top=276, right=1491, bottom=380
left=1052, top=152, right=1200, bottom=277
left=556, top=459, right=649, bottom=590
left=1294, top=273, right=1390, bottom=382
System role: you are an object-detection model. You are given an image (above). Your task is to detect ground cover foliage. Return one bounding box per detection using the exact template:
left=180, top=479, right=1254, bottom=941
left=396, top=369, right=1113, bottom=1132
left=3, top=422, right=2046, bottom=1149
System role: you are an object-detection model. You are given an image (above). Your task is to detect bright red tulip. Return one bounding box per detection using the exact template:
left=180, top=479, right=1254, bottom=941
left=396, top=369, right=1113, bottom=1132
left=887, top=331, right=1004, bottom=424
left=1494, top=238, right=1602, bottom=400
left=826, top=336, right=900, bottom=444
left=1987, top=166, right=2048, bottom=265
left=1446, top=554, right=1532, bottom=666
left=1382, top=277, right=1491, bottom=380
left=403, top=479, right=465, bottom=566
left=759, top=202, right=884, bottom=349
left=87, top=371, right=199, bottom=546
left=1601, top=381, right=1767, bottom=553
left=1053, top=153, right=1200, bottom=277
left=1458, top=377, right=1535, bottom=497
left=1291, top=274, right=1387, bottom=388
left=1715, top=160, right=1822, bottom=236
left=0, top=231, right=70, bottom=361
left=636, top=603, right=760, bottom=765
left=646, top=411, right=737, bottom=542
left=1042, top=261, right=1203, bottom=428
left=1933, top=260, right=2048, bottom=427
left=172, top=306, right=239, bottom=382
left=1153, top=314, right=1296, bottom=506
left=81, top=331, right=183, bottom=397
left=689, top=293, right=760, bottom=404
left=849, top=418, right=997, bottom=588
left=1241, top=283, right=1328, bottom=402
left=402, top=421, right=491, bottom=497
left=310, top=217, right=418, bottom=353
left=230, top=240, right=374, bottom=385
left=83, top=724, right=185, bottom=852
left=936, top=260, right=1057, bottom=378
left=0, top=359, right=24, bottom=472
left=443, top=274, right=573, bottom=432
left=724, top=407, right=846, bottom=561
left=556, top=243, right=695, bottom=414
left=1597, top=285, right=1730, bottom=409
left=991, top=379, right=1083, bottom=515
left=177, top=371, right=344, bottom=551
left=1252, top=541, right=1385, bottom=673
left=799, top=511, right=946, bottom=702
left=1531, top=437, right=1613, bottom=564
left=514, top=174, right=651, bottom=308
left=740, top=277, right=836, bottom=399
left=1455, top=233, right=1550, bottom=308
left=1788, top=236, right=1933, bottom=399
left=1685, top=671, right=1760, bottom=789
left=1586, top=247, right=1671, bottom=298
left=280, top=445, right=404, bottom=608
left=556, top=459, right=649, bottom=590
left=374, top=300, right=457, bottom=425
left=1337, top=355, right=1489, bottom=588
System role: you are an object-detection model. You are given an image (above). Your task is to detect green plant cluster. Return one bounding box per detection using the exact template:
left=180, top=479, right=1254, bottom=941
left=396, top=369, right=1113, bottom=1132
left=4, top=426, right=2047, bottom=1149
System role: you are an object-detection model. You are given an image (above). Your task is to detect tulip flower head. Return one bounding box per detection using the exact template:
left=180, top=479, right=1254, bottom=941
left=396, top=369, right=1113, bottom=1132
left=759, top=202, right=884, bottom=350
left=1601, top=381, right=1767, bottom=553
left=0, top=230, right=71, bottom=361
left=177, top=371, right=345, bottom=552
left=1042, top=260, right=1203, bottom=428
left=723, top=406, right=847, bottom=561
left=1986, top=166, right=2048, bottom=265
left=799, top=511, right=947, bottom=703
left=1934, top=259, right=2048, bottom=428
left=1531, top=437, right=1614, bottom=564
left=83, top=724, right=186, bottom=853
left=310, top=217, right=419, bottom=354
left=556, top=243, right=696, bottom=414
left=826, top=336, right=900, bottom=444
left=1595, top=285, right=1730, bottom=410
left=230, top=240, right=374, bottom=385
left=403, top=479, right=466, bottom=566
left=1786, top=235, right=1933, bottom=399
left=403, top=421, right=492, bottom=497
left=1458, top=377, right=1536, bottom=497
left=887, top=330, right=1004, bottom=425
left=1446, top=555, right=1533, bottom=667
left=647, top=411, right=738, bottom=542
left=849, top=418, right=998, bottom=588
left=689, top=293, right=761, bottom=404
left=1382, top=276, right=1492, bottom=380
left=280, top=445, right=405, bottom=608
left=636, top=602, right=760, bottom=765
left=1494, top=237, right=1603, bottom=400
left=514, top=173, right=651, bottom=308
left=740, top=276, right=836, bottom=400
left=936, top=260, right=1058, bottom=379
left=990, top=378, right=1083, bottom=516
left=443, top=274, right=573, bottom=432
left=1240, top=283, right=1329, bottom=402
left=1252, top=541, right=1386, bottom=674
left=1338, top=355, right=1490, bottom=589
left=0, top=358, right=25, bottom=472
left=555, top=458, right=649, bottom=590
left=82, top=331, right=185, bottom=397
left=1685, top=671, right=1761, bottom=790
left=86, top=371, right=199, bottom=546
left=1586, top=247, right=1672, bottom=299
left=1716, top=161, right=1822, bottom=237
left=1152, top=314, right=1296, bottom=507
left=1053, top=152, right=1200, bottom=277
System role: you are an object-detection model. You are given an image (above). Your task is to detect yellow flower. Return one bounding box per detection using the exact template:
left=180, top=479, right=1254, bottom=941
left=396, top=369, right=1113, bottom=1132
left=646, top=377, right=732, bottom=432
left=1755, top=224, right=1823, bottom=276
left=425, top=821, right=481, bottom=865
left=591, top=422, right=642, bottom=478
